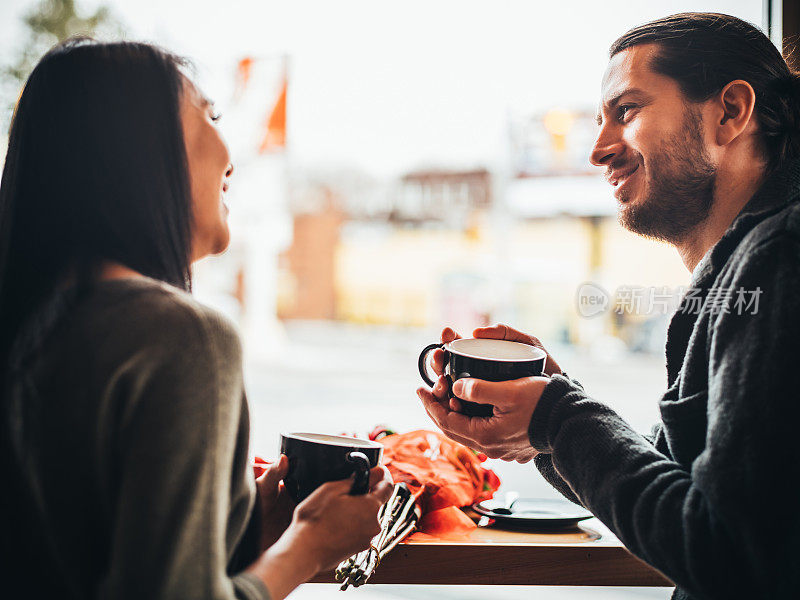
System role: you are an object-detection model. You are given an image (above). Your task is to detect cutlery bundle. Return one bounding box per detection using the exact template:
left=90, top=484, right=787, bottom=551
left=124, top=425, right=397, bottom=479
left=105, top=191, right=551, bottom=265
left=335, top=482, right=420, bottom=590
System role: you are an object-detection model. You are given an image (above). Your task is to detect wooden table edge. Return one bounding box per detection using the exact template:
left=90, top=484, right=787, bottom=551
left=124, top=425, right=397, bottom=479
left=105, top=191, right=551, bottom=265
left=311, top=542, right=673, bottom=586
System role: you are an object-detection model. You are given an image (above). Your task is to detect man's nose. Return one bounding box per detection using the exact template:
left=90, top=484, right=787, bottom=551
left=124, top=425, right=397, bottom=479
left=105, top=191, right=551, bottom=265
left=590, top=125, right=625, bottom=167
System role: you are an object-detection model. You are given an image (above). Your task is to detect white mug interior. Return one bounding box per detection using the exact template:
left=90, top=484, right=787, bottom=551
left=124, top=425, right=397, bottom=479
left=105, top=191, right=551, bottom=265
left=283, top=432, right=381, bottom=448
left=444, top=338, right=546, bottom=362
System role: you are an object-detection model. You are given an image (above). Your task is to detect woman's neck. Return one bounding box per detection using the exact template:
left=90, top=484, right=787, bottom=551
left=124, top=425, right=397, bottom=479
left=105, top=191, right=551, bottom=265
left=96, top=261, right=145, bottom=282
left=57, top=261, right=144, bottom=291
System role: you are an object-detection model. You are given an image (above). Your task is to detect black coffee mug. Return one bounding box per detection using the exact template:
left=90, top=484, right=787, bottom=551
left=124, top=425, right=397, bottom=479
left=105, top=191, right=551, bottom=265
left=280, top=432, right=384, bottom=503
left=418, top=338, right=547, bottom=417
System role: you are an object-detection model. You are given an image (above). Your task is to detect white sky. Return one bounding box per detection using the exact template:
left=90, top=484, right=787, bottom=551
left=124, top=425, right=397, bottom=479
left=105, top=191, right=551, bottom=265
left=1, top=0, right=763, bottom=176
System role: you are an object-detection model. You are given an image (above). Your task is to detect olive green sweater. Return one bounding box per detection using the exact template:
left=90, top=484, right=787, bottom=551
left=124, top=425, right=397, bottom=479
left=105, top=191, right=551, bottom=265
left=13, top=277, right=270, bottom=599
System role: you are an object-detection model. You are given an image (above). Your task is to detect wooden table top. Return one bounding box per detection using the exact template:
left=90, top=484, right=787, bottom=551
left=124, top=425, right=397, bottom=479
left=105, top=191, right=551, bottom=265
left=311, top=516, right=673, bottom=587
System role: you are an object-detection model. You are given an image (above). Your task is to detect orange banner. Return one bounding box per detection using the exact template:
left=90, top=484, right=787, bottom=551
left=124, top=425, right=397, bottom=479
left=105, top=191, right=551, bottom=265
left=259, top=76, right=287, bottom=153
left=233, top=57, right=254, bottom=101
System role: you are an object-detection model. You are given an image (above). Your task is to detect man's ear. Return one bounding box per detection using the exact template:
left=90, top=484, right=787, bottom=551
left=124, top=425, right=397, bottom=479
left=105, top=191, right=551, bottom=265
left=714, top=79, right=757, bottom=146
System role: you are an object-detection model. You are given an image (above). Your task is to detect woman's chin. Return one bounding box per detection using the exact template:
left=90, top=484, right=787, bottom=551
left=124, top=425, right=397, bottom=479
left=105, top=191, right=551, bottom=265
left=190, top=228, right=231, bottom=263
left=212, top=228, right=231, bottom=255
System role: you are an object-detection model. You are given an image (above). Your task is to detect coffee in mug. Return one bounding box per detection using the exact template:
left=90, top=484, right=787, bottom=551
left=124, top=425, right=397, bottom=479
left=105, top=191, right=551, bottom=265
left=418, top=338, right=547, bottom=417
left=280, top=432, right=383, bottom=502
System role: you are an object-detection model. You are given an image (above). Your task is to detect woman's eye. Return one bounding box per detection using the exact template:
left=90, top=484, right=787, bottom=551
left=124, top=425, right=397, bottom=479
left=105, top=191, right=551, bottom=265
left=210, top=111, right=222, bottom=122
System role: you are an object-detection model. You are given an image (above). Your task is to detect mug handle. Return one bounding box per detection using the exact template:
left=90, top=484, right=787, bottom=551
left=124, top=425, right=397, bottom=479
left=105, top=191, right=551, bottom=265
left=418, top=343, right=445, bottom=387
left=347, top=451, right=371, bottom=495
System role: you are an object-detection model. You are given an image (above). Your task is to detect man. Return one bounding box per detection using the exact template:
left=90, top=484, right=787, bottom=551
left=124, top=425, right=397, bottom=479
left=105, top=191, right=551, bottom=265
left=417, top=13, right=800, bottom=600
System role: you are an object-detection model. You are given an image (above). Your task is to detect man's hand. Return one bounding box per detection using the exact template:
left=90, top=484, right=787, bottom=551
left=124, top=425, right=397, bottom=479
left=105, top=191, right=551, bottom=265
left=417, top=323, right=560, bottom=462
left=255, top=455, right=296, bottom=551
left=473, top=323, right=562, bottom=376
left=417, top=371, right=549, bottom=462
left=427, top=324, right=561, bottom=381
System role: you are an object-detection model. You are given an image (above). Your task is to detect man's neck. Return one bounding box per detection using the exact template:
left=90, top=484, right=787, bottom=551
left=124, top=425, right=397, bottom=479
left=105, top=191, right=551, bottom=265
left=676, top=161, right=766, bottom=273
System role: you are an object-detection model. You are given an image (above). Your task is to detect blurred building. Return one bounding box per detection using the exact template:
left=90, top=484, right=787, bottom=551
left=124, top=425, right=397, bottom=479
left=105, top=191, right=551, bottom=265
left=502, top=108, right=686, bottom=349
left=278, top=169, right=495, bottom=328
left=277, top=187, right=343, bottom=320
left=276, top=108, right=689, bottom=353
left=392, top=169, right=491, bottom=228
left=509, top=108, right=599, bottom=177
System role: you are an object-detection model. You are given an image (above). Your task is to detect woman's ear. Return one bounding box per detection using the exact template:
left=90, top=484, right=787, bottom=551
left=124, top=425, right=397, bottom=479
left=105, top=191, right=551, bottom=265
left=714, top=79, right=757, bottom=147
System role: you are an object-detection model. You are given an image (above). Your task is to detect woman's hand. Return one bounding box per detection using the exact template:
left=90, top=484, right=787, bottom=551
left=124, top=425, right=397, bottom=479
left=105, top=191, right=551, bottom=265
left=289, top=466, right=394, bottom=571
left=248, top=466, right=394, bottom=600
left=255, top=455, right=295, bottom=551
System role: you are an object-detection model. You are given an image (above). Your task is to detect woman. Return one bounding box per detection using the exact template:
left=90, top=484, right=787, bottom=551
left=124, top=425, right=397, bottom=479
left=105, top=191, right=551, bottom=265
left=0, top=38, right=392, bottom=599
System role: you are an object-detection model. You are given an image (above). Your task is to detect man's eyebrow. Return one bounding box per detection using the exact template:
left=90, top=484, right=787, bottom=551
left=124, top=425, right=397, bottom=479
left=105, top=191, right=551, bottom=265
left=595, top=87, right=652, bottom=125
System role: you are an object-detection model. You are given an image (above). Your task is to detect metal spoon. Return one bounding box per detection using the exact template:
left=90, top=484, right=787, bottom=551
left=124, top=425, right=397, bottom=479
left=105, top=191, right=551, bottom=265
left=491, top=491, right=520, bottom=515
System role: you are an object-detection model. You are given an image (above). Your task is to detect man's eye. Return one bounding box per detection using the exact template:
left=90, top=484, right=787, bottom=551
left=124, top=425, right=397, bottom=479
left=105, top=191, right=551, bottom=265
left=617, top=105, right=635, bottom=122
left=210, top=111, right=222, bottom=122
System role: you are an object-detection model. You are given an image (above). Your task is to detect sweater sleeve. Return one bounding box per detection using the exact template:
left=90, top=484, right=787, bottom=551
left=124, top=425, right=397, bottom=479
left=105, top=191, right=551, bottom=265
left=532, top=454, right=582, bottom=505
left=528, top=234, right=800, bottom=599
left=96, top=303, right=270, bottom=600
left=532, top=373, right=584, bottom=506
left=228, top=489, right=262, bottom=574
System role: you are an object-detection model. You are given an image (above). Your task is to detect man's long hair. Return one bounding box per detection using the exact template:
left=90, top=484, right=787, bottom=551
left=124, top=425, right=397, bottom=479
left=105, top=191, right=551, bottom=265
left=611, top=12, right=800, bottom=174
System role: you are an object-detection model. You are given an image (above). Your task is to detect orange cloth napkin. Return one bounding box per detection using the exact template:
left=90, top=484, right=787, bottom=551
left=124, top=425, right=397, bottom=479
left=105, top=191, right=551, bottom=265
left=252, top=456, right=270, bottom=478
left=378, top=430, right=501, bottom=539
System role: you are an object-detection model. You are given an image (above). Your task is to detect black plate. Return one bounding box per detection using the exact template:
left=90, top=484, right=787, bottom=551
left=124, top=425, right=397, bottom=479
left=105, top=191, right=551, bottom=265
left=473, top=497, right=592, bottom=527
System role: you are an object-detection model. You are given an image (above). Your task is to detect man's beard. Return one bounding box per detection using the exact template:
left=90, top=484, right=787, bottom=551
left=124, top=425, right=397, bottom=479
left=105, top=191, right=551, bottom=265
left=618, top=107, right=717, bottom=245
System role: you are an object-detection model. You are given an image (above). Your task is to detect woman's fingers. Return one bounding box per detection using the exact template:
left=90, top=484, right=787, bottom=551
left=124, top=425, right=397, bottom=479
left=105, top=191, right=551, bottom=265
left=367, top=465, right=392, bottom=489
left=308, top=466, right=391, bottom=502
left=258, top=454, right=289, bottom=492
left=370, top=478, right=394, bottom=505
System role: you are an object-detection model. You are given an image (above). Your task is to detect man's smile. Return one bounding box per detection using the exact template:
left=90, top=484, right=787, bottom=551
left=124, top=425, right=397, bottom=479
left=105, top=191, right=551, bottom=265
left=609, top=163, right=641, bottom=199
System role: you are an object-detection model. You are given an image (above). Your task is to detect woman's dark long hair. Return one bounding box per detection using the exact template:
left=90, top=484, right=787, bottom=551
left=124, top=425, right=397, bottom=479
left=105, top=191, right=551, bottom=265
left=610, top=13, right=800, bottom=175
left=0, top=38, right=194, bottom=593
